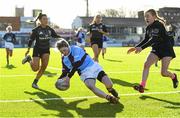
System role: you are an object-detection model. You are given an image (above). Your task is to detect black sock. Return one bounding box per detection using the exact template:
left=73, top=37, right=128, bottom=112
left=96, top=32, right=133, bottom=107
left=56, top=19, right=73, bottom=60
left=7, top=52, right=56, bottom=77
left=106, top=95, right=110, bottom=100
left=33, top=79, right=39, bottom=84
left=107, top=88, right=119, bottom=98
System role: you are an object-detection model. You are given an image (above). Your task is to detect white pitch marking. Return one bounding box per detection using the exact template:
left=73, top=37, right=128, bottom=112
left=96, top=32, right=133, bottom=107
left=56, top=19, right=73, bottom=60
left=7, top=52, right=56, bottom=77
left=0, top=91, right=179, bottom=103
left=47, top=66, right=61, bottom=70
left=0, top=71, right=160, bottom=78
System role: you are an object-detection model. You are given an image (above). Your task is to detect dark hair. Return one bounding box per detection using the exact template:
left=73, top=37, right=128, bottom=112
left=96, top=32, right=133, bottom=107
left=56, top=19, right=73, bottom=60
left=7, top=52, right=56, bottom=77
left=55, top=38, right=69, bottom=50
left=146, top=9, right=166, bottom=25
left=34, top=13, right=47, bottom=22
left=26, top=13, right=47, bottom=23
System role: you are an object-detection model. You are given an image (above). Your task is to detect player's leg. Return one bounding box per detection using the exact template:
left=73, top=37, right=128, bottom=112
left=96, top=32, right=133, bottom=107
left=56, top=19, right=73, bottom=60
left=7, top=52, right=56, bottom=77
left=9, top=50, right=13, bottom=57
left=32, top=53, right=49, bottom=89
left=81, top=42, right=85, bottom=50
left=102, top=42, right=107, bottom=59
left=22, top=47, right=40, bottom=71
left=155, top=60, right=158, bottom=67
left=84, top=78, right=118, bottom=104
left=134, top=53, right=159, bottom=93
left=104, top=48, right=106, bottom=55
left=97, top=71, right=119, bottom=98
left=30, top=57, right=40, bottom=72
left=98, top=48, right=102, bottom=58
left=9, top=43, right=14, bottom=57
left=102, top=48, right=105, bottom=59
left=92, top=44, right=99, bottom=62
left=161, top=57, right=178, bottom=88
left=5, top=48, right=9, bottom=65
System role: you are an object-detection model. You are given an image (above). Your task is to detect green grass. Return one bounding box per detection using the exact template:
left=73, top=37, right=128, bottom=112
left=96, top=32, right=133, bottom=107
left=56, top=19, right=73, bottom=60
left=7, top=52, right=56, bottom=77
left=0, top=47, right=180, bottom=117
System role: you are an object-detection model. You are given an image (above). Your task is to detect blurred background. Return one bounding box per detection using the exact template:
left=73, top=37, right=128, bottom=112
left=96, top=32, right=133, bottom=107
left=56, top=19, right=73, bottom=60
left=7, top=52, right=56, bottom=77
left=0, top=0, right=180, bottom=48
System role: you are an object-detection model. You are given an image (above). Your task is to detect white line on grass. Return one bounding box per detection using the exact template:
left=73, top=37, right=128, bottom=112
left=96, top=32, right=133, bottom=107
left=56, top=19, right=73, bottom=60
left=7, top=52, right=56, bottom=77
left=47, top=66, right=61, bottom=70
left=0, top=71, right=160, bottom=77
left=0, top=90, right=179, bottom=103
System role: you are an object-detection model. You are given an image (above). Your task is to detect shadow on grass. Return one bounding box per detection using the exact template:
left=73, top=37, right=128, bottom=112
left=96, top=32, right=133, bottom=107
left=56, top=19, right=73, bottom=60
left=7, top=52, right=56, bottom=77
left=111, top=78, right=149, bottom=90
left=104, top=59, right=122, bottom=63
left=2, top=64, right=17, bottom=69
left=24, top=88, right=124, bottom=117
left=43, top=71, right=57, bottom=77
left=169, top=68, right=180, bottom=72
left=139, top=95, right=180, bottom=109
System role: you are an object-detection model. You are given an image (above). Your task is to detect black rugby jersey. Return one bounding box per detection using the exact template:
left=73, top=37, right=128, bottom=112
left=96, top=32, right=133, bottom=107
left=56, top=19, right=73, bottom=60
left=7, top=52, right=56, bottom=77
left=136, top=20, right=171, bottom=49
left=28, top=26, right=60, bottom=49
left=89, top=23, right=107, bottom=39
left=167, top=31, right=175, bottom=46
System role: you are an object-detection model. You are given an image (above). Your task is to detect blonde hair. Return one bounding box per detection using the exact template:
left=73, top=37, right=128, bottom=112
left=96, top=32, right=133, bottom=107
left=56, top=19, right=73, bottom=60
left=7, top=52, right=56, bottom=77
left=146, top=9, right=166, bottom=25
left=77, top=27, right=83, bottom=32
left=6, top=25, right=12, bottom=31
left=90, top=14, right=102, bottom=24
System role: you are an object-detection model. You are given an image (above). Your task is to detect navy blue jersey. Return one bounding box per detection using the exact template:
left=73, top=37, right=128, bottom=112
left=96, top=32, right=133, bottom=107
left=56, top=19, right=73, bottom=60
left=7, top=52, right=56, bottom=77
left=3, top=33, right=16, bottom=43
left=89, top=23, right=107, bottom=39
left=28, top=26, right=60, bottom=49
left=102, top=35, right=108, bottom=42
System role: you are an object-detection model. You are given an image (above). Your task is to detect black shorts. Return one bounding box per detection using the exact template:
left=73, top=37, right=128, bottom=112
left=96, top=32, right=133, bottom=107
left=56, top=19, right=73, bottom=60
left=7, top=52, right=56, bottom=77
left=90, top=38, right=103, bottom=48
left=151, top=45, right=176, bottom=60
left=32, top=47, right=50, bottom=58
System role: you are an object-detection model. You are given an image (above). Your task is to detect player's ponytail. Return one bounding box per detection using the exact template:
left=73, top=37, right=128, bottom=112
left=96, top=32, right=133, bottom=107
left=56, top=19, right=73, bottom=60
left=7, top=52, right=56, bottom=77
left=26, top=13, right=47, bottom=23
left=156, top=15, right=166, bottom=25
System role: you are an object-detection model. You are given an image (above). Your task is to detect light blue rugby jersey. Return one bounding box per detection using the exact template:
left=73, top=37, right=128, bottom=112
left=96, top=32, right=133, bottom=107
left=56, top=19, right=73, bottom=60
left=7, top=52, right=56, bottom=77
left=62, top=45, right=94, bottom=73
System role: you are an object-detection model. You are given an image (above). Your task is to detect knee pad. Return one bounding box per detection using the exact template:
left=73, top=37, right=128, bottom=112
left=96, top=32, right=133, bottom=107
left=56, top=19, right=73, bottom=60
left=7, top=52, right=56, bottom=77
left=97, top=71, right=107, bottom=82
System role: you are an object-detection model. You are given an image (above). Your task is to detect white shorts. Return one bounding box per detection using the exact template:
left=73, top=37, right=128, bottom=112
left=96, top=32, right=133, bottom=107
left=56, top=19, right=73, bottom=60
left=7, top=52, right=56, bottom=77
left=81, top=62, right=103, bottom=82
left=103, top=42, right=107, bottom=48
left=5, top=42, right=14, bottom=50
left=77, top=42, right=85, bottom=47
left=80, top=62, right=103, bottom=82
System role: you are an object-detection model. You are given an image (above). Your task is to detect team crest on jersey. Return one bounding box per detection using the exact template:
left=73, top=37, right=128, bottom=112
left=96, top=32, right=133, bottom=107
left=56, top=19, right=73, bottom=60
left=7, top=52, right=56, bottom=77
left=151, top=28, right=159, bottom=36
left=39, top=31, right=43, bottom=35
left=152, top=28, right=159, bottom=34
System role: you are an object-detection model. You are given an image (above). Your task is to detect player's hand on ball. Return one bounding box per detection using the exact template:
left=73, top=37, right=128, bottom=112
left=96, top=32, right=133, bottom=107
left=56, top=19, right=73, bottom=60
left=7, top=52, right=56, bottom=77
left=64, top=76, right=70, bottom=86
left=127, top=47, right=136, bottom=54
left=55, top=76, right=70, bottom=91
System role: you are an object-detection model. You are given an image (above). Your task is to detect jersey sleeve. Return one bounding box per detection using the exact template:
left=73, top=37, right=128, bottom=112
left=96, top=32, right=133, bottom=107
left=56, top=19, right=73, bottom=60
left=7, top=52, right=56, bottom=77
left=135, top=28, right=149, bottom=48
left=102, top=24, right=107, bottom=32
left=141, top=23, right=165, bottom=49
left=28, top=30, right=36, bottom=48
left=51, top=28, right=61, bottom=38
left=13, top=34, right=16, bottom=43
left=59, top=59, right=70, bottom=79
left=89, top=25, right=92, bottom=33
left=3, top=34, right=6, bottom=40
left=60, top=57, right=77, bottom=79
